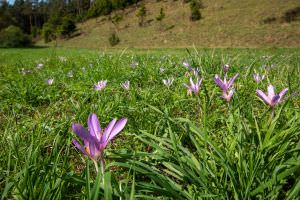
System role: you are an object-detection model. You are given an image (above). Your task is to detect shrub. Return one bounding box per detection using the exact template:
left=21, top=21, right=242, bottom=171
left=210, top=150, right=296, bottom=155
left=108, top=32, right=120, bottom=46
left=190, top=0, right=203, bottom=21
left=42, top=16, right=76, bottom=42
left=0, top=25, right=32, bottom=47
left=86, top=0, right=113, bottom=18
left=261, top=17, right=277, bottom=24
left=156, top=8, right=165, bottom=21
left=282, top=7, right=300, bottom=23
left=111, top=14, right=123, bottom=25
left=58, top=17, right=76, bottom=38
left=42, top=23, right=56, bottom=43
left=136, top=4, right=147, bottom=26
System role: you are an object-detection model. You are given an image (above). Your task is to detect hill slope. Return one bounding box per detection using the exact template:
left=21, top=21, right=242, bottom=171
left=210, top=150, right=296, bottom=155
left=52, top=0, right=300, bottom=48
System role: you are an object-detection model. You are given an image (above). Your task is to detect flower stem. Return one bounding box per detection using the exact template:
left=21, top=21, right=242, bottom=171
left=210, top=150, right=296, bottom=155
left=93, top=159, right=99, bottom=174
left=100, top=159, right=105, bottom=184
left=271, top=107, right=275, bottom=119
left=100, top=159, right=105, bottom=175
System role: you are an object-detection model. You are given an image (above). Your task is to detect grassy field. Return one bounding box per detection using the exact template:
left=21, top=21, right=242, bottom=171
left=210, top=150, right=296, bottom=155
left=0, top=47, right=300, bottom=199
left=44, top=0, right=300, bottom=48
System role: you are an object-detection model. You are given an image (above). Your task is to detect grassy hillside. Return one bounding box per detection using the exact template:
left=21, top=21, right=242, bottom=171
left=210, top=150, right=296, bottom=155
left=46, top=0, right=300, bottom=48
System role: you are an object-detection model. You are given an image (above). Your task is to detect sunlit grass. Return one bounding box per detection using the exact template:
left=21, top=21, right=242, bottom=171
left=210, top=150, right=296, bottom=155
left=0, top=47, right=299, bottom=199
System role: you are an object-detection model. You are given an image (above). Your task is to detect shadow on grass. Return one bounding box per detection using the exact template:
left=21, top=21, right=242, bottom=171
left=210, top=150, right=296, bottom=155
left=0, top=45, right=50, bottom=49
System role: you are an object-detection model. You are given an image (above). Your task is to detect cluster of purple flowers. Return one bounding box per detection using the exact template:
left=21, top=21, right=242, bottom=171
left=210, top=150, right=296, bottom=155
left=93, top=80, right=130, bottom=91
left=180, top=61, right=288, bottom=107
left=68, top=60, right=290, bottom=176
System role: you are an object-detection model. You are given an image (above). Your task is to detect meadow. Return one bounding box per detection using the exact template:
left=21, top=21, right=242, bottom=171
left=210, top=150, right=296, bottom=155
left=0, top=47, right=299, bottom=199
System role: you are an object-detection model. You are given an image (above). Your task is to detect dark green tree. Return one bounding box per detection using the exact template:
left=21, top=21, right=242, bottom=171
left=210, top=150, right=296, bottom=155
left=190, top=0, right=203, bottom=21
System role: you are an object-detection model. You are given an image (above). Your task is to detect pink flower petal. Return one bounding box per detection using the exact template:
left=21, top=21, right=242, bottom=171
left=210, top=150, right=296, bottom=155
left=256, top=89, right=270, bottom=105
left=72, top=139, right=89, bottom=156
left=101, top=118, right=117, bottom=143
left=88, top=113, right=102, bottom=141
left=267, top=84, right=275, bottom=99
left=279, top=88, right=289, bottom=101
left=107, top=118, right=128, bottom=142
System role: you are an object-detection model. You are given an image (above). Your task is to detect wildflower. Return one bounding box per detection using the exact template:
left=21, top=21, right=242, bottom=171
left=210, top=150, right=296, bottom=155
left=59, top=56, right=67, bottom=62
left=20, top=68, right=26, bottom=75
left=36, top=63, right=44, bottom=69
left=222, top=64, right=230, bottom=73
left=67, top=71, right=73, bottom=78
left=214, top=74, right=238, bottom=93
left=159, top=67, right=165, bottom=74
left=256, top=84, right=288, bottom=108
left=72, top=113, right=127, bottom=172
left=253, top=73, right=265, bottom=83
left=94, top=80, right=107, bottom=91
left=20, top=68, right=32, bottom=75
left=183, top=61, right=191, bottom=69
left=222, top=88, right=235, bottom=102
left=191, top=67, right=200, bottom=77
left=162, top=78, right=174, bottom=88
left=131, top=62, right=138, bottom=68
left=121, top=80, right=130, bottom=90
left=184, top=77, right=203, bottom=95
left=47, top=79, right=54, bottom=85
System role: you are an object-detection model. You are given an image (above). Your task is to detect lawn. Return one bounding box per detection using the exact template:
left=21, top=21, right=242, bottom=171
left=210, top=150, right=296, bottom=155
left=0, top=47, right=299, bottom=199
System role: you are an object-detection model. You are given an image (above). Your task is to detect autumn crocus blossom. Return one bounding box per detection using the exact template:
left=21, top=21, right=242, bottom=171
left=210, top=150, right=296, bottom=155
left=47, top=79, right=54, bottom=85
left=183, top=61, right=191, bottom=69
left=191, top=67, right=200, bottom=77
left=253, top=73, right=265, bottom=83
left=94, top=80, right=107, bottom=91
left=184, top=77, right=203, bottom=95
left=163, top=78, right=174, bottom=88
left=214, top=74, right=238, bottom=93
left=214, top=74, right=238, bottom=102
left=222, top=88, right=235, bottom=102
left=223, top=64, right=230, bottom=72
left=121, top=80, right=130, bottom=90
left=72, top=113, right=127, bottom=172
left=256, top=84, right=288, bottom=108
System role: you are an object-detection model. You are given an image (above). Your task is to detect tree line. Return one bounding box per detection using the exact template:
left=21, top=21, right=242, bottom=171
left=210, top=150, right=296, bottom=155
left=0, top=0, right=140, bottom=47
left=0, top=0, right=203, bottom=47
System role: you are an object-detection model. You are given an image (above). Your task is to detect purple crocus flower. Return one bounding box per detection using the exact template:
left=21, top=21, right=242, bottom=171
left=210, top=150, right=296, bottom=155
left=47, top=79, right=54, bottom=85
left=162, top=78, right=174, bottom=88
left=214, top=74, right=238, bottom=92
left=183, top=61, right=191, bottom=69
left=222, top=88, right=235, bottom=102
left=191, top=67, right=200, bottom=77
left=94, top=80, right=107, bottom=91
left=72, top=113, right=127, bottom=172
left=121, top=80, right=130, bottom=90
left=256, top=84, right=288, bottom=108
left=223, top=64, right=230, bottom=73
left=184, top=77, right=203, bottom=95
left=253, top=73, right=265, bottom=83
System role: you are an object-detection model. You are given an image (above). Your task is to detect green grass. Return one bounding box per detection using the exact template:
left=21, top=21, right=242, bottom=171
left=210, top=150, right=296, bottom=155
left=0, top=47, right=299, bottom=199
